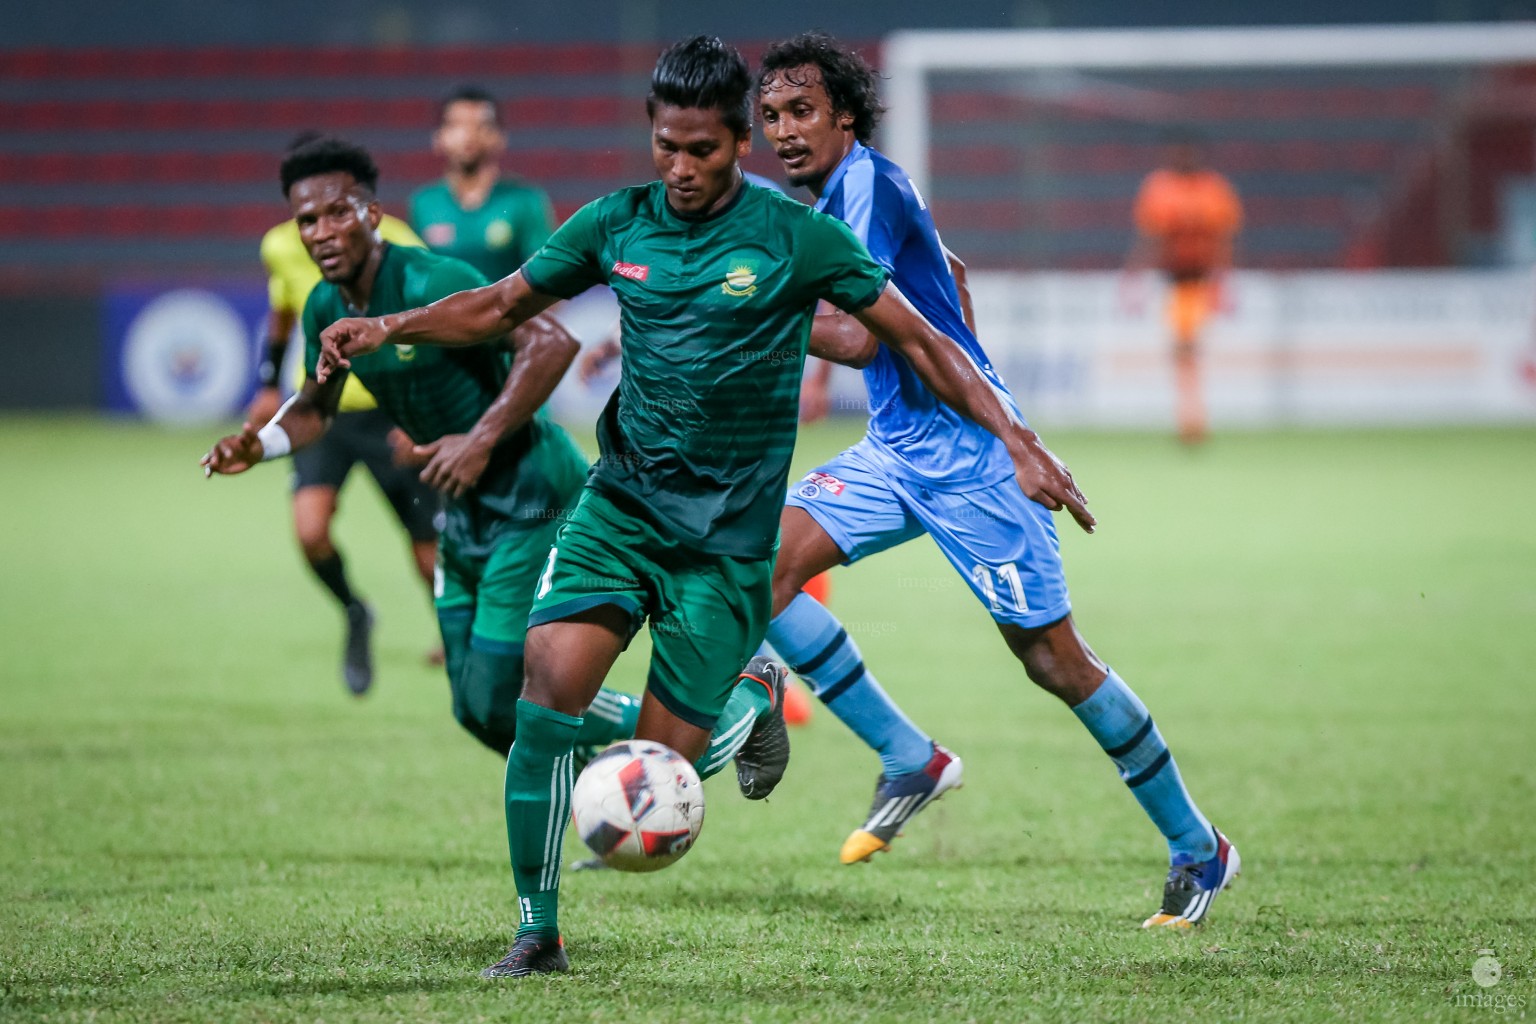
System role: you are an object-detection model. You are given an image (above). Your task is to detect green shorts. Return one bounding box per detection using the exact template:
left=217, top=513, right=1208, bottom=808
left=527, top=486, right=772, bottom=729
left=435, top=515, right=563, bottom=648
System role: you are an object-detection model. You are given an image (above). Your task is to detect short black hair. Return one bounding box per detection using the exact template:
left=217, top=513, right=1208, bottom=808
left=646, top=35, right=753, bottom=139
left=279, top=136, right=379, bottom=198
left=757, top=31, right=884, bottom=144
left=438, top=84, right=501, bottom=126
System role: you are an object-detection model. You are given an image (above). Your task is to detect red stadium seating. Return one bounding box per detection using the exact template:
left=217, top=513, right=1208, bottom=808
left=1, top=43, right=1531, bottom=273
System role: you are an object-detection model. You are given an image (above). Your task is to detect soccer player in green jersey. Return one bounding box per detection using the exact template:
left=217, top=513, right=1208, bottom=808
left=409, top=85, right=556, bottom=282
left=201, top=136, right=651, bottom=759
left=317, top=37, right=1090, bottom=979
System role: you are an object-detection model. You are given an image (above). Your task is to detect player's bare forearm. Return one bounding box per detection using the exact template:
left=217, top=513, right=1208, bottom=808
left=417, top=314, right=579, bottom=498
left=201, top=375, right=339, bottom=477
left=317, top=272, right=560, bottom=380
left=942, top=245, right=978, bottom=336
left=387, top=273, right=558, bottom=348
left=276, top=375, right=341, bottom=449
left=808, top=307, right=878, bottom=369
left=474, top=314, right=579, bottom=448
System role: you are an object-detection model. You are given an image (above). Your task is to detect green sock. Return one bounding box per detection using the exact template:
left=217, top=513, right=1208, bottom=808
left=694, top=677, right=773, bottom=780
left=458, top=642, right=526, bottom=754
left=504, top=699, right=581, bottom=939
left=436, top=608, right=473, bottom=686
left=576, top=688, right=640, bottom=747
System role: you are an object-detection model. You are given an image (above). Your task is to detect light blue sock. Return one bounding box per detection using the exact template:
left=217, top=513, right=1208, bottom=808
left=765, top=592, right=932, bottom=777
left=1072, top=669, right=1216, bottom=863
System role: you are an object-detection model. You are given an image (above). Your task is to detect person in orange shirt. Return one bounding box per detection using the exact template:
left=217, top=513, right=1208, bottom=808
left=1126, top=138, right=1242, bottom=445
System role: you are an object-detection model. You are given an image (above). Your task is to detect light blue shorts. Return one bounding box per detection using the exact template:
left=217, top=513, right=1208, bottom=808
left=785, top=439, right=1071, bottom=629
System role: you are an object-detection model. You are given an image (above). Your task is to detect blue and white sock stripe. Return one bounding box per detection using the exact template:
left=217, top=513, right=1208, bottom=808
left=766, top=594, right=867, bottom=695
left=1125, top=748, right=1173, bottom=789
left=816, top=661, right=868, bottom=703
left=773, top=623, right=867, bottom=702
left=1103, top=714, right=1172, bottom=788
left=794, top=627, right=850, bottom=678
left=767, top=593, right=933, bottom=778
left=699, top=708, right=757, bottom=776
left=1102, top=715, right=1156, bottom=760
left=539, top=752, right=573, bottom=892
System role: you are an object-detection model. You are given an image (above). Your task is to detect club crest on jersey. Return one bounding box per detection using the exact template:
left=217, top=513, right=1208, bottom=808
left=396, top=345, right=416, bottom=361
left=612, top=261, right=649, bottom=282
left=721, top=258, right=759, bottom=297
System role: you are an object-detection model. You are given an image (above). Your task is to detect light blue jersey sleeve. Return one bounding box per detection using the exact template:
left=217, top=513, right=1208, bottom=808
left=837, top=157, right=905, bottom=273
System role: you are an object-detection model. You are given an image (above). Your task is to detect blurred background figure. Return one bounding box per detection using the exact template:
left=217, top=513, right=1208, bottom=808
left=410, top=85, right=556, bottom=281
left=251, top=132, right=442, bottom=695
left=1125, top=136, right=1243, bottom=446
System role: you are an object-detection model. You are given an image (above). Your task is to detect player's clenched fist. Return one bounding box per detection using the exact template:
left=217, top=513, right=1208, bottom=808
left=316, top=316, right=390, bottom=381
left=200, top=422, right=265, bottom=477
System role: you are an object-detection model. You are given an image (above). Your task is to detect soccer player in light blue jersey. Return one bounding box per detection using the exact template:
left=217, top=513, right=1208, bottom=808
left=752, top=32, right=1239, bottom=929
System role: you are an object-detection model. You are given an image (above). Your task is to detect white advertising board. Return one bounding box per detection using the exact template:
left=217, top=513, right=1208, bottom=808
left=545, top=271, right=1536, bottom=431
left=959, top=270, right=1536, bottom=429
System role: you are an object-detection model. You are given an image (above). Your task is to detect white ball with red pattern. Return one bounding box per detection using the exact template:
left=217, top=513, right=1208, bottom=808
left=571, top=739, right=706, bottom=872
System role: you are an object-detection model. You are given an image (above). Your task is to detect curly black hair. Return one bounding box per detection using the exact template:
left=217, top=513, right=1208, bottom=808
left=646, top=35, right=753, bottom=138
left=278, top=136, right=379, bottom=198
left=757, top=31, right=884, bottom=143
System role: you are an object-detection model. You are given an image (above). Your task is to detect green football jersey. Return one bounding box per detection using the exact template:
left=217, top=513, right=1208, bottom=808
left=522, top=181, right=889, bottom=559
left=303, top=244, right=587, bottom=560
left=409, top=178, right=555, bottom=282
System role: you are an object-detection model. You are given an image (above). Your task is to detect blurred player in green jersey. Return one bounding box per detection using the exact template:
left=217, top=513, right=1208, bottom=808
left=409, top=85, right=556, bottom=281
left=315, top=37, right=1090, bottom=979
left=204, top=137, right=647, bottom=759
left=252, top=133, right=442, bottom=695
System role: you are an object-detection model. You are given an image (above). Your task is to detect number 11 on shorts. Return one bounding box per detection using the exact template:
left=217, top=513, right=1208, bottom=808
left=972, top=562, right=1028, bottom=614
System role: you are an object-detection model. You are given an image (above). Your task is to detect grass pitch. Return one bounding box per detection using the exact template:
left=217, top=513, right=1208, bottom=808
left=1, top=416, right=1532, bottom=1023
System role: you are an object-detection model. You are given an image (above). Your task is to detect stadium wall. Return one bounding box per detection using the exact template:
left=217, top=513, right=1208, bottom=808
left=0, top=293, right=103, bottom=410
left=7, top=270, right=1534, bottom=427
left=945, top=268, right=1536, bottom=428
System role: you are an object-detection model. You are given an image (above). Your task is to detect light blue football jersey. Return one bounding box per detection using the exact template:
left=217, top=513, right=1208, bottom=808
left=814, top=141, right=1021, bottom=491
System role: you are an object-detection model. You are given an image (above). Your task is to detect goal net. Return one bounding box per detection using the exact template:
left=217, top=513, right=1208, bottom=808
left=874, top=25, right=1536, bottom=427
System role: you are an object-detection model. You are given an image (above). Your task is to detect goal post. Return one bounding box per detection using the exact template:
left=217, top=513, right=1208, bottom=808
left=884, top=23, right=1536, bottom=200
left=873, top=24, right=1536, bottom=428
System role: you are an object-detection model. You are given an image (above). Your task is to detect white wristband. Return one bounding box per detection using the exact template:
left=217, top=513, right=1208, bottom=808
left=256, top=421, right=292, bottom=461
left=256, top=392, right=302, bottom=461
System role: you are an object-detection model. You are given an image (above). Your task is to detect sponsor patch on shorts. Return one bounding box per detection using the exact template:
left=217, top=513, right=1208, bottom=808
left=804, top=471, right=846, bottom=495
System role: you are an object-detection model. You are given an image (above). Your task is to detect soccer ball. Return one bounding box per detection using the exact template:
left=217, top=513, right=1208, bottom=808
left=570, top=740, right=705, bottom=872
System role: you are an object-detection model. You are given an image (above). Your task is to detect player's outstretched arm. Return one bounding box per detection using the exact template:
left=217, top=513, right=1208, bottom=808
left=201, top=374, right=342, bottom=477
left=808, top=303, right=879, bottom=369
left=854, top=284, right=1096, bottom=533
left=412, top=313, right=582, bottom=498
left=316, top=271, right=560, bottom=381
